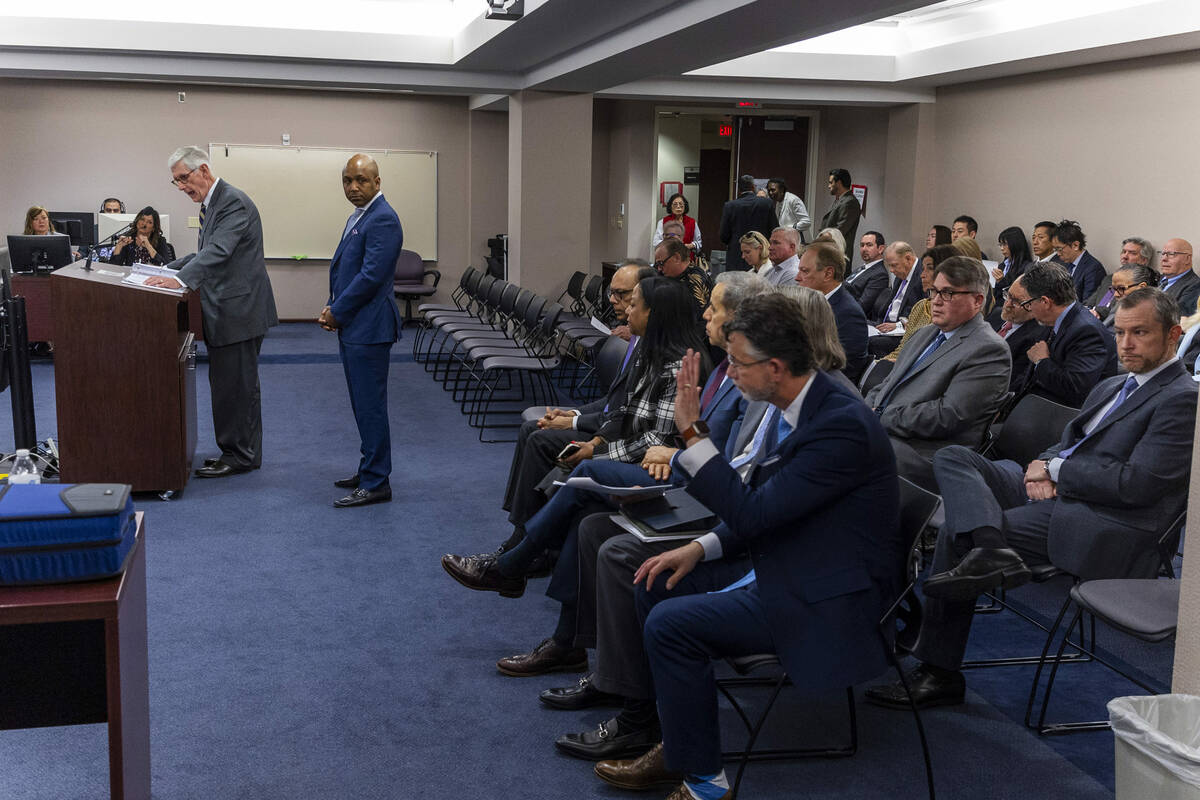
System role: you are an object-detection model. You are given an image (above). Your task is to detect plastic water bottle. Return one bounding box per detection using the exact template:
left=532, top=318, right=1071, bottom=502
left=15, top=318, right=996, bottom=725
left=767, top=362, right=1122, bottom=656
left=9, top=449, right=41, bottom=484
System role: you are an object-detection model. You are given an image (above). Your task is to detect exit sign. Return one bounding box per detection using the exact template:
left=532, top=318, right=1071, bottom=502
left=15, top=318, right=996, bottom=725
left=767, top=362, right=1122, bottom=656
left=718, top=124, right=732, bottom=137
left=737, top=101, right=760, bottom=108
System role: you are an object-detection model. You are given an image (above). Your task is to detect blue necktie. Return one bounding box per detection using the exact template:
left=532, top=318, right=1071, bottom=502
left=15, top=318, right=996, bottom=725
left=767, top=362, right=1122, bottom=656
left=1058, top=375, right=1139, bottom=459
left=775, top=413, right=793, bottom=447
left=342, top=207, right=364, bottom=240
left=730, top=407, right=780, bottom=470
left=877, top=332, right=947, bottom=413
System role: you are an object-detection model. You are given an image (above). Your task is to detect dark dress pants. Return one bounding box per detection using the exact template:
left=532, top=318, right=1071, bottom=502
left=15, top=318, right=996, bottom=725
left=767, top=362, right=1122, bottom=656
left=914, top=444, right=1055, bottom=671
left=339, top=339, right=392, bottom=491
left=501, top=420, right=575, bottom=527
left=207, top=335, right=264, bottom=469
left=642, top=583, right=775, bottom=776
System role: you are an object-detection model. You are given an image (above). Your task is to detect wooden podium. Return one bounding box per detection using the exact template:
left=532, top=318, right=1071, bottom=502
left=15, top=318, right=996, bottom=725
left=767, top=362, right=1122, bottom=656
left=51, top=264, right=198, bottom=493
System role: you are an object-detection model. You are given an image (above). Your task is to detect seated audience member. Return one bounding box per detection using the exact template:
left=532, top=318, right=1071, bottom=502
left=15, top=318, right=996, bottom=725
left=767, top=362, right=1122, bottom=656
left=757, top=228, right=800, bottom=287
left=595, top=294, right=901, bottom=800
left=442, top=277, right=710, bottom=599
left=109, top=206, right=176, bottom=266
left=926, top=224, right=952, bottom=249
left=846, top=230, right=891, bottom=313
left=1051, top=219, right=1105, bottom=302
left=652, top=193, right=701, bottom=255
left=813, top=227, right=851, bottom=274
left=864, top=256, right=1011, bottom=489
left=1006, top=263, right=1117, bottom=407
left=950, top=214, right=978, bottom=243
left=544, top=291, right=863, bottom=761
left=766, top=177, right=810, bottom=241
left=442, top=273, right=765, bottom=679
left=883, top=244, right=958, bottom=363
left=655, top=238, right=712, bottom=322
left=992, top=226, right=1035, bottom=309
left=949, top=237, right=996, bottom=316
left=1088, top=236, right=1154, bottom=313
left=500, top=262, right=654, bottom=554
left=1031, top=220, right=1057, bottom=263
left=996, top=283, right=1051, bottom=389
left=1095, top=265, right=1157, bottom=330
left=867, top=241, right=925, bottom=356
left=23, top=205, right=56, bottom=235
left=794, top=240, right=870, bottom=382
left=719, top=174, right=778, bottom=272
left=1157, top=239, right=1200, bottom=316
left=100, top=197, right=125, bottom=214
left=868, top=287, right=1196, bottom=711
left=738, top=231, right=771, bottom=276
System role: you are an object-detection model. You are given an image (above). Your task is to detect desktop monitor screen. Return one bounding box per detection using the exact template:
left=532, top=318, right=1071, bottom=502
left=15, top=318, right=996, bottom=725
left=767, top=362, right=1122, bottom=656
left=6, top=235, right=74, bottom=273
left=48, top=211, right=96, bottom=250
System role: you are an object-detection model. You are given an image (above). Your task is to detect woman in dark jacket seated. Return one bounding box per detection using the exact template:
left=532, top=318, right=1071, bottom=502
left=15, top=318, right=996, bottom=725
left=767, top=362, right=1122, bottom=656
left=109, top=206, right=176, bottom=266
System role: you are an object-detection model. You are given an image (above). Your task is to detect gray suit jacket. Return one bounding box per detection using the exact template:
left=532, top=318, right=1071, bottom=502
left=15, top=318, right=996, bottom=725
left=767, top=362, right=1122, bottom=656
left=819, top=190, right=861, bottom=247
left=1042, top=362, right=1197, bottom=579
left=172, top=179, right=279, bottom=347
left=1164, top=270, right=1200, bottom=317
left=865, top=314, right=1011, bottom=457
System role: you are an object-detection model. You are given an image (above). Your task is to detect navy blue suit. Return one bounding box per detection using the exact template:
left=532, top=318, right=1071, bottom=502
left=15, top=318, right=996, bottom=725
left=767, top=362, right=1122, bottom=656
left=641, top=371, right=902, bottom=775
left=329, top=194, right=404, bottom=490
left=827, top=284, right=870, bottom=383
left=1016, top=303, right=1117, bottom=408
left=1057, top=250, right=1106, bottom=304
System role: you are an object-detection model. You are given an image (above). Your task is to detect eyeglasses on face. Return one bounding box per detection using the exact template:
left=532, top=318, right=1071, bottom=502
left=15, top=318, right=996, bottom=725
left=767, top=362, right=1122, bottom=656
left=608, top=287, right=633, bottom=299
left=1159, top=250, right=1190, bottom=258
left=927, top=288, right=975, bottom=303
left=1111, top=282, right=1147, bottom=296
left=1001, top=290, right=1038, bottom=310
left=170, top=168, right=196, bottom=187
left=726, top=354, right=770, bottom=370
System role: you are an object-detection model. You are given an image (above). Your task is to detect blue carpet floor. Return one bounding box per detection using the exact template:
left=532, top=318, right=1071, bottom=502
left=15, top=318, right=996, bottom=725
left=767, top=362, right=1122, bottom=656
left=0, top=322, right=1167, bottom=799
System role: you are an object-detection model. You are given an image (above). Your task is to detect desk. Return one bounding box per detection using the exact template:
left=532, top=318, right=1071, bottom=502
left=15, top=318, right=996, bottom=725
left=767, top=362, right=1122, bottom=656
left=0, top=514, right=150, bottom=800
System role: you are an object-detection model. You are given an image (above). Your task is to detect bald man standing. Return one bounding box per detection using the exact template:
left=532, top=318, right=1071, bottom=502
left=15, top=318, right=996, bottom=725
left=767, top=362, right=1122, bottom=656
left=319, top=154, right=404, bottom=507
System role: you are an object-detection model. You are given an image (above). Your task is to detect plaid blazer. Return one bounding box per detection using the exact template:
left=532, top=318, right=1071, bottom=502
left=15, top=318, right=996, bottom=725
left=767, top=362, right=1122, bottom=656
left=592, top=355, right=682, bottom=464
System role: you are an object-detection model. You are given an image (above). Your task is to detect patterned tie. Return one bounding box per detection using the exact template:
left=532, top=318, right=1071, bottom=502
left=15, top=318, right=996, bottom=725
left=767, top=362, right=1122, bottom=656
left=1058, top=375, right=1139, bottom=459
left=998, top=321, right=1014, bottom=339
left=1161, top=276, right=1171, bottom=289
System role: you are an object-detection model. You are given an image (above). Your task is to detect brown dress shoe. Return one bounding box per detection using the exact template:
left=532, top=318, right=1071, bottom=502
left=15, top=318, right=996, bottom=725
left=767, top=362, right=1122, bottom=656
left=594, top=743, right=682, bottom=791
left=496, top=637, right=587, bottom=677
left=664, top=785, right=730, bottom=800
left=441, top=553, right=526, bottom=598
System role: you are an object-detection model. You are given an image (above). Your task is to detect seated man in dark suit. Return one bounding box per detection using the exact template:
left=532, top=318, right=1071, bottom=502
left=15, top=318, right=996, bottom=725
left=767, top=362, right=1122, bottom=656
left=718, top=174, right=778, bottom=272
left=440, top=272, right=765, bottom=677
left=868, top=287, right=1196, bottom=710
left=500, top=262, right=655, bottom=554
left=794, top=240, right=871, bottom=383
left=1006, top=263, right=1117, bottom=407
left=995, top=282, right=1049, bottom=390
left=868, top=241, right=925, bottom=357
left=864, top=256, right=1011, bottom=490
left=845, top=230, right=892, bottom=313
left=1158, top=238, right=1200, bottom=317
left=1051, top=219, right=1105, bottom=303
left=594, top=294, right=902, bottom=800
left=1093, top=264, right=1157, bottom=329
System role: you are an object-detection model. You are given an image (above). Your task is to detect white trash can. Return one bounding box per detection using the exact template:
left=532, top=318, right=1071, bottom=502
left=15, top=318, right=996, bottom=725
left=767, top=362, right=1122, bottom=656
left=1110, top=694, right=1200, bottom=800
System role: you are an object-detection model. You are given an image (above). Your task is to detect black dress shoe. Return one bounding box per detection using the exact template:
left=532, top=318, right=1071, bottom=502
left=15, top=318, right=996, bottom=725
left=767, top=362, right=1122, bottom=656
left=333, top=486, right=391, bottom=508
left=497, top=637, right=587, bottom=677
left=203, top=457, right=221, bottom=468
left=922, top=547, right=1032, bottom=602
left=441, top=553, right=526, bottom=598
left=195, top=463, right=253, bottom=478
left=865, top=664, right=966, bottom=710
left=540, top=672, right=622, bottom=710
left=555, top=717, right=661, bottom=761
left=333, top=475, right=360, bottom=489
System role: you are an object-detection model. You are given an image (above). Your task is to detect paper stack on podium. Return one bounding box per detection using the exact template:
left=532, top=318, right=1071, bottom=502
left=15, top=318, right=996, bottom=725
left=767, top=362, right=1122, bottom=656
left=121, top=264, right=185, bottom=295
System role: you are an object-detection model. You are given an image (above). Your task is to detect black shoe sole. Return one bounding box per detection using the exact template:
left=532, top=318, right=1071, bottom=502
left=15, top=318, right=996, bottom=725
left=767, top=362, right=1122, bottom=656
left=555, top=737, right=658, bottom=763
left=441, top=559, right=526, bottom=599
left=864, top=690, right=965, bottom=710
left=923, top=564, right=1031, bottom=603
left=497, top=658, right=588, bottom=678
left=332, top=495, right=391, bottom=508
left=539, top=690, right=623, bottom=710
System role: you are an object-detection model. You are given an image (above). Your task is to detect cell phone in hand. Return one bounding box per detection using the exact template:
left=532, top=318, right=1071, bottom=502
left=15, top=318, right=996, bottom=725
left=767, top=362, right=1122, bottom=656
left=556, top=442, right=582, bottom=460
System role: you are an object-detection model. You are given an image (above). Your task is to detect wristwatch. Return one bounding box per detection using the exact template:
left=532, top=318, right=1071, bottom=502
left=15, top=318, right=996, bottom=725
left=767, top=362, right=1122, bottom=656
left=1041, top=460, right=1053, bottom=480
left=680, top=420, right=710, bottom=444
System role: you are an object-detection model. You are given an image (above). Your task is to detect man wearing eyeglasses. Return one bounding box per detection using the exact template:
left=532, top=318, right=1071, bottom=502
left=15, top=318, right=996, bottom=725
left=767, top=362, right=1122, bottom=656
left=1006, top=263, right=1117, bottom=408
left=145, top=146, right=278, bottom=478
left=864, top=256, right=1010, bottom=490
left=1156, top=239, right=1200, bottom=317
left=996, top=284, right=1050, bottom=389
left=1050, top=219, right=1105, bottom=302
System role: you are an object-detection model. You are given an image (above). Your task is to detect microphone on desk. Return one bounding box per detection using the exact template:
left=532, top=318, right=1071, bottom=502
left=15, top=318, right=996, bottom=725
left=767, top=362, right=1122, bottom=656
left=100, top=222, right=135, bottom=246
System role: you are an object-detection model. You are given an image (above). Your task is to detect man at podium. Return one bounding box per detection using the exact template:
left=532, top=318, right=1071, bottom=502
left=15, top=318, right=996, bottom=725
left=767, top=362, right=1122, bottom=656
left=146, top=146, right=279, bottom=478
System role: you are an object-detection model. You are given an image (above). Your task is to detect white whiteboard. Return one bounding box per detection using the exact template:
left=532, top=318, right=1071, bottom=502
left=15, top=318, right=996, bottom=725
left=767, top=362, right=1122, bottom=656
left=208, top=144, right=437, bottom=260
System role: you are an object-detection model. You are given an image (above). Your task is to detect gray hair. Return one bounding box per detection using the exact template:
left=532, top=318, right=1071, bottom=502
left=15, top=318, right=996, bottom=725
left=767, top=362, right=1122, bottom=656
left=771, top=227, right=800, bottom=249
left=1115, top=264, right=1160, bottom=288
left=935, top=256, right=991, bottom=298
left=772, top=285, right=846, bottom=371
left=1122, top=236, right=1155, bottom=267
left=168, top=146, right=210, bottom=171
left=715, top=270, right=770, bottom=313
left=815, top=227, right=846, bottom=255
left=886, top=241, right=915, bottom=259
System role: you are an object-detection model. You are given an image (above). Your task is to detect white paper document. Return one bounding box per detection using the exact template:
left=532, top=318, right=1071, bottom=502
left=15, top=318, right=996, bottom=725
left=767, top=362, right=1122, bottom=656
left=553, top=476, right=668, bottom=498
left=590, top=316, right=612, bottom=335
left=121, top=264, right=186, bottom=295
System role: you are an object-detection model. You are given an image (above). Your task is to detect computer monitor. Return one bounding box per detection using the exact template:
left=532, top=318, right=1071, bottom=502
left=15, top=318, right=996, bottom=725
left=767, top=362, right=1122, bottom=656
left=48, top=211, right=96, bottom=251
left=6, top=235, right=74, bottom=274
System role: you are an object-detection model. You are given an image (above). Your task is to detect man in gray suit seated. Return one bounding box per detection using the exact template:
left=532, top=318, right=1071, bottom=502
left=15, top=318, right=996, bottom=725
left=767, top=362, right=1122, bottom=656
left=864, top=256, right=1011, bottom=489
left=867, top=287, right=1196, bottom=710
left=148, top=146, right=279, bottom=477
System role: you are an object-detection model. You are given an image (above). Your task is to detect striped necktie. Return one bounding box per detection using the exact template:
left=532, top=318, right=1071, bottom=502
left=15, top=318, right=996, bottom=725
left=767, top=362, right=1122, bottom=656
left=199, top=203, right=206, bottom=230
left=1058, top=375, right=1139, bottom=459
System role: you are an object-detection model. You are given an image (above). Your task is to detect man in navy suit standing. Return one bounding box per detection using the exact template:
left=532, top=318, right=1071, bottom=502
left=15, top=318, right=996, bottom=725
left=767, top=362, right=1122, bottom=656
left=319, top=154, right=404, bottom=508
left=605, top=294, right=901, bottom=800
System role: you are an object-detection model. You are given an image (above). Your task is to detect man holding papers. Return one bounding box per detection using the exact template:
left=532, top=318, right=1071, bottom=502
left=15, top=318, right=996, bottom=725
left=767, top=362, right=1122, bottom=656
left=146, top=146, right=278, bottom=478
